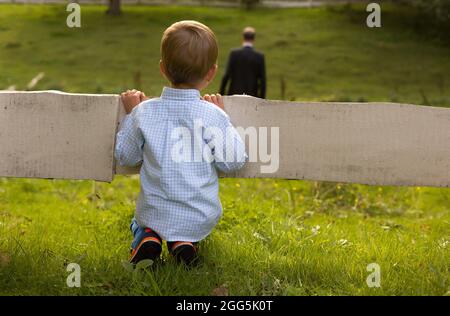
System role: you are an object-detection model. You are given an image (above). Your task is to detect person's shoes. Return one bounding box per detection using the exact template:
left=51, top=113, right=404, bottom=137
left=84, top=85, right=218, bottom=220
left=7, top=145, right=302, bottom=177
left=168, top=241, right=199, bottom=266
left=129, top=228, right=162, bottom=264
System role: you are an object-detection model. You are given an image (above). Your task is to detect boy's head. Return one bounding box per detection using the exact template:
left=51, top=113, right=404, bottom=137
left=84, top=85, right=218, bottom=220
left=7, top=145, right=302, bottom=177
left=160, top=20, right=218, bottom=89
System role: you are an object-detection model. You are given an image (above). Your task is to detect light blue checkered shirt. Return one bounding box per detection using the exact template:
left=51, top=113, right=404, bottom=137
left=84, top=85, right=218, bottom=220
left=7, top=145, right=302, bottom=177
left=115, top=87, right=247, bottom=242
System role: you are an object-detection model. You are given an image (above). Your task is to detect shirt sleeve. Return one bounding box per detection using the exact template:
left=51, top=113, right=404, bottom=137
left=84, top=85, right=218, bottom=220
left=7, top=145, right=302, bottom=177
left=114, top=106, right=144, bottom=167
left=204, top=110, right=247, bottom=173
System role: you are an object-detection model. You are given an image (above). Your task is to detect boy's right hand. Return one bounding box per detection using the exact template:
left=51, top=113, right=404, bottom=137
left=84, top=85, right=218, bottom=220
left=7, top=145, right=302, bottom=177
left=203, top=94, right=225, bottom=111
left=121, top=89, right=148, bottom=114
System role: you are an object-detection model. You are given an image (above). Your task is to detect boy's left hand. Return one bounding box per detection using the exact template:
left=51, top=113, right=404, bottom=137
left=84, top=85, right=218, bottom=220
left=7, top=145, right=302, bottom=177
left=121, top=89, right=147, bottom=114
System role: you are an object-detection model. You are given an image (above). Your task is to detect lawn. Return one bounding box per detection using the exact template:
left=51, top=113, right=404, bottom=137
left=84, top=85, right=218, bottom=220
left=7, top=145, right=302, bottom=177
left=0, top=3, right=449, bottom=295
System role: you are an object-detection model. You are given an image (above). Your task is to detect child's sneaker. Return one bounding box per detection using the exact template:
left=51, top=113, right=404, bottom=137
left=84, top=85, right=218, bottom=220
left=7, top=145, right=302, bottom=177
left=129, top=227, right=162, bottom=264
left=167, top=241, right=199, bottom=266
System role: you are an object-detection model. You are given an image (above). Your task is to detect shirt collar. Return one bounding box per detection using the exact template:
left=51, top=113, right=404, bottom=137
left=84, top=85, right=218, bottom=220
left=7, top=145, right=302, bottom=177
left=161, top=86, right=201, bottom=100
left=243, top=41, right=254, bottom=48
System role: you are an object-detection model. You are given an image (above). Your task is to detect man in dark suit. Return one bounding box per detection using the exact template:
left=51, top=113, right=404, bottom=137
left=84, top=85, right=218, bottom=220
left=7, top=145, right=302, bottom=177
left=220, top=27, right=266, bottom=99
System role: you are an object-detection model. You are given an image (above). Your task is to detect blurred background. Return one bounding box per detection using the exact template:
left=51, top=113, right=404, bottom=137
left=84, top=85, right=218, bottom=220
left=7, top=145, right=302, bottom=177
left=0, top=0, right=449, bottom=104
left=0, top=0, right=449, bottom=296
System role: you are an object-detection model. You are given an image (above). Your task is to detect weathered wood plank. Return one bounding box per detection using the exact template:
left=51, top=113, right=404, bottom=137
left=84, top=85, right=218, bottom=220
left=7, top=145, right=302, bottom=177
left=221, top=96, right=450, bottom=187
left=1, top=91, right=449, bottom=187
left=0, top=91, right=120, bottom=181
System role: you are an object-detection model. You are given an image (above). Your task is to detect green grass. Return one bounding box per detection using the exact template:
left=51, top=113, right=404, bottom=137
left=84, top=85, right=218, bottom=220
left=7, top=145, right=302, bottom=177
left=1, top=3, right=449, bottom=104
left=0, top=4, right=449, bottom=296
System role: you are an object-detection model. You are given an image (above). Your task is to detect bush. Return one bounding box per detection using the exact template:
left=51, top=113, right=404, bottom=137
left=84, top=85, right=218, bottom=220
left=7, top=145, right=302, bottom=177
left=388, top=0, right=450, bottom=43
left=393, top=0, right=450, bottom=22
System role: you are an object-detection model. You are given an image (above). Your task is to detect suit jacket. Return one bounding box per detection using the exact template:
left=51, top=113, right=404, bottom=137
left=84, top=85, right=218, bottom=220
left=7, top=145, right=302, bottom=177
left=220, top=46, right=266, bottom=99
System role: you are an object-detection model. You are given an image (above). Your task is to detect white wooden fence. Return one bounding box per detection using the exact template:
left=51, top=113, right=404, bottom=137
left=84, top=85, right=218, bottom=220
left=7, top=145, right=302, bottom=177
left=1, top=91, right=449, bottom=187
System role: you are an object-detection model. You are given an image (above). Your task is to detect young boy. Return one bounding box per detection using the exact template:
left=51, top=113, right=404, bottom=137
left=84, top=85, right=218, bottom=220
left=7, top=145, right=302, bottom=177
left=115, top=21, right=247, bottom=265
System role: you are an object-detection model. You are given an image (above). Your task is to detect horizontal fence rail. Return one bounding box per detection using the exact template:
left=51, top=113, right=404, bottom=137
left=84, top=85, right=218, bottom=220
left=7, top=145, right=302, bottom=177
left=1, top=91, right=449, bottom=187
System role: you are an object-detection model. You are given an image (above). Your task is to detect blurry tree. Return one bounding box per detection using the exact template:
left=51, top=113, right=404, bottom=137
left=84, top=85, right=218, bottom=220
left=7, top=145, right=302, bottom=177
left=390, top=0, right=450, bottom=43
left=107, top=0, right=121, bottom=15
left=241, top=0, right=261, bottom=10
left=392, top=0, right=450, bottom=22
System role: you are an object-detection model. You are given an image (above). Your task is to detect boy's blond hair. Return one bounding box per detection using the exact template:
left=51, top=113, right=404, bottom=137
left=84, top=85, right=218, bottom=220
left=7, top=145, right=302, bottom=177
left=161, top=20, right=218, bottom=86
